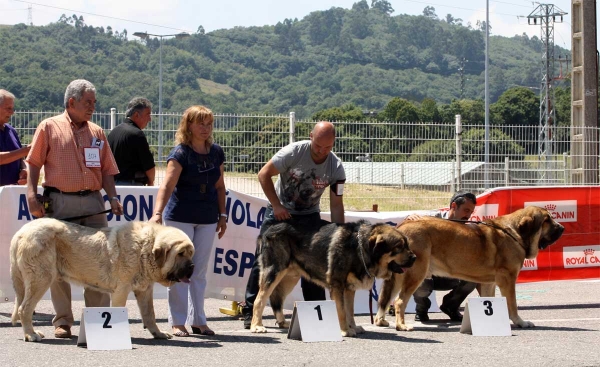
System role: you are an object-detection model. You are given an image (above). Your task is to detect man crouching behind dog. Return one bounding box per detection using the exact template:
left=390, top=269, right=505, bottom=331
left=241, top=121, right=346, bottom=328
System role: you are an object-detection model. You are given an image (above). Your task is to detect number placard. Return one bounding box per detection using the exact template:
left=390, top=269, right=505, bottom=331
left=77, top=307, right=132, bottom=350
left=460, top=297, right=511, bottom=336
left=287, top=301, right=343, bottom=342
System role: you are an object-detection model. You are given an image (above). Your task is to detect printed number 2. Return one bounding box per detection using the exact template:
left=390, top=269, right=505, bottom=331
left=314, top=305, right=323, bottom=321
left=483, top=300, right=494, bottom=316
left=102, top=312, right=112, bottom=328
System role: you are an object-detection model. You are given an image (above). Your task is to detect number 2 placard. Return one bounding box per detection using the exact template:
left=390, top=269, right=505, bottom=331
left=77, top=307, right=132, bottom=350
left=287, top=301, right=342, bottom=342
left=460, top=297, right=511, bottom=336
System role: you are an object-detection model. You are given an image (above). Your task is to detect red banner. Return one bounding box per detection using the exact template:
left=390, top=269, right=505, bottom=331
left=471, top=186, right=600, bottom=283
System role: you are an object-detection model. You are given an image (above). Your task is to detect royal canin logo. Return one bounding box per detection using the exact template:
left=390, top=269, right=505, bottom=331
left=525, top=201, right=577, bottom=223
left=563, top=245, right=600, bottom=268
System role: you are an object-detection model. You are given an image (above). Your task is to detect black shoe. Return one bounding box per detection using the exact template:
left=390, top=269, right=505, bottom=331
left=242, top=309, right=252, bottom=329
left=414, top=313, right=429, bottom=322
left=440, top=305, right=463, bottom=322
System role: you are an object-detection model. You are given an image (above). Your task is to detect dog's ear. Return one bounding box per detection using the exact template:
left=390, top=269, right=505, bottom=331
left=517, top=213, right=544, bottom=241
left=152, top=243, right=170, bottom=268
left=370, top=234, right=388, bottom=259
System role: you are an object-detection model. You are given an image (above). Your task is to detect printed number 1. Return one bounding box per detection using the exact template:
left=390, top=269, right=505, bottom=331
left=102, top=312, right=112, bottom=328
left=483, top=300, right=494, bottom=316
left=314, top=305, right=323, bottom=321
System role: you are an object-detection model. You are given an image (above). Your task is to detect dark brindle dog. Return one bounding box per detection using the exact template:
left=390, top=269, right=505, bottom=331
left=251, top=219, right=416, bottom=337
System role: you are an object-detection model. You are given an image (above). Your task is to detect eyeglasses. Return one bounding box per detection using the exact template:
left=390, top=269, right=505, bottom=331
left=197, top=161, right=215, bottom=173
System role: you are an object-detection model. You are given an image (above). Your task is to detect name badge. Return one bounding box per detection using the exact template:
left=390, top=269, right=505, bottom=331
left=84, top=147, right=101, bottom=168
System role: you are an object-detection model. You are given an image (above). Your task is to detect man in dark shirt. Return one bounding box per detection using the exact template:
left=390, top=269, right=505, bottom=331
left=108, top=97, right=155, bottom=185
left=0, top=89, right=30, bottom=186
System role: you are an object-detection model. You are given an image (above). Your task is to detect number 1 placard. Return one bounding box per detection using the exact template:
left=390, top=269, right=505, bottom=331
left=287, top=301, right=342, bottom=342
left=460, top=297, right=511, bottom=336
left=77, top=307, right=132, bottom=350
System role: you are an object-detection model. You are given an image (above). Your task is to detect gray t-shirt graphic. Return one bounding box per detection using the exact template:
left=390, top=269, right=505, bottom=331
left=271, top=140, right=345, bottom=215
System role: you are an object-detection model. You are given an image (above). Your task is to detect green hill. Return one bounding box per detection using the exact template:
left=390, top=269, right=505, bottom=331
left=0, top=2, right=569, bottom=118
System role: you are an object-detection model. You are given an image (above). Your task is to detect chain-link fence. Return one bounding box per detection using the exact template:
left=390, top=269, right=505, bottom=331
left=11, top=110, right=599, bottom=211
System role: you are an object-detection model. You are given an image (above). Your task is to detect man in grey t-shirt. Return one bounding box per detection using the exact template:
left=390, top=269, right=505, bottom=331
left=242, top=121, right=346, bottom=328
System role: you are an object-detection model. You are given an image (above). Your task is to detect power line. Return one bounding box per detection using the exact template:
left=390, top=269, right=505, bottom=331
left=12, top=0, right=191, bottom=33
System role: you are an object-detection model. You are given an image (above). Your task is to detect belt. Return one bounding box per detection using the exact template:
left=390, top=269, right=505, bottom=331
left=45, top=186, right=97, bottom=197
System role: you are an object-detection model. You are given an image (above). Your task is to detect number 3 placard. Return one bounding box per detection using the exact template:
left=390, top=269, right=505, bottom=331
left=460, top=297, right=512, bottom=336
left=77, top=307, right=132, bottom=350
left=287, top=301, right=342, bottom=342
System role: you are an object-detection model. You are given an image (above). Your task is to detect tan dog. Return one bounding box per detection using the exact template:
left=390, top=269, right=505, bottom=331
left=251, top=220, right=416, bottom=337
left=10, top=218, right=195, bottom=342
left=375, top=206, right=564, bottom=331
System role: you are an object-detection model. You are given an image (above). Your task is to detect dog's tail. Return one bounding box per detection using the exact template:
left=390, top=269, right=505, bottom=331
left=10, top=244, right=24, bottom=325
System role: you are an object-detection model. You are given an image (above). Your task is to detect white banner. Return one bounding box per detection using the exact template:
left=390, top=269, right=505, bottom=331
left=0, top=186, right=420, bottom=313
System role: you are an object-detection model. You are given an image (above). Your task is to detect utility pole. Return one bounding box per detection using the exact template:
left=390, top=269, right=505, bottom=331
left=570, top=0, right=599, bottom=184
left=458, top=58, right=468, bottom=99
left=527, top=3, right=567, bottom=183
left=27, top=4, right=33, bottom=26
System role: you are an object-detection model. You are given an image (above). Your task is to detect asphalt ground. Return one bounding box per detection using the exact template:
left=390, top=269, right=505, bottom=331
left=1, top=280, right=598, bottom=367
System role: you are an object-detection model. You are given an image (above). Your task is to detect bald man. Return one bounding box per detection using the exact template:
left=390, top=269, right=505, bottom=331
left=241, top=121, right=346, bottom=328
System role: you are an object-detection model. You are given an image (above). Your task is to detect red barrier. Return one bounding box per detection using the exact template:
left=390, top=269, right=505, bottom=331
left=471, top=186, right=600, bottom=283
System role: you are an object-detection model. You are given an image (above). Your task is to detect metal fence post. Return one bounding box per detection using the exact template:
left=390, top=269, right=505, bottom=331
left=289, top=112, right=296, bottom=144
left=110, top=108, right=116, bottom=130
left=455, top=115, right=462, bottom=191
left=505, top=157, right=509, bottom=186
left=563, top=152, right=569, bottom=184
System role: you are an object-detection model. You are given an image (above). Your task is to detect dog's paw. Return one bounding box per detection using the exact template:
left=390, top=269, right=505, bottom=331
left=251, top=325, right=267, bottom=333
left=352, top=325, right=366, bottom=334
left=515, top=319, right=535, bottom=328
left=374, top=317, right=389, bottom=327
left=152, top=331, right=173, bottom=339
left=395, top=323, right=413, bottom=331
left=24, top=330, right=44, bottom=342
left=276, top=320, right=289, bottom=329
left=341, top=328, right=357, bottom=337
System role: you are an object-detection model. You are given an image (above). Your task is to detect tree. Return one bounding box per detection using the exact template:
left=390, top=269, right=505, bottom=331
left=371, top=0, right=394, bottom=15
left=422, top=6, right=437, bottom=19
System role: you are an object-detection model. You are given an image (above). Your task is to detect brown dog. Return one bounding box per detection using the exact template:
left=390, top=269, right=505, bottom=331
left=251, top=220, right=416, bottom=337
left=375, top=206, right=564, bottom=331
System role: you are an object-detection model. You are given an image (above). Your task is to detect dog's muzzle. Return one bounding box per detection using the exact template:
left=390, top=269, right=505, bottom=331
left=539, top=224, right=565, bottom=250
left=388, top=253, right=417, bottom=273
left=167, top=261, right=195, bottom=283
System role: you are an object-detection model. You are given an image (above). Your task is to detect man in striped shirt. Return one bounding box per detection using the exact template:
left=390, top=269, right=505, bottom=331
left=26, top=79, right=124, bottom=339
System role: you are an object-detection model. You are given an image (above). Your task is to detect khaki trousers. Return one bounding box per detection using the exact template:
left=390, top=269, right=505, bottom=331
left=47, top=191, right=111, bottom=327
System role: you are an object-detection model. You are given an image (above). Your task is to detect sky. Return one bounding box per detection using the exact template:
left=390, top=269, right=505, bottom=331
left=0, top=0, right=582, bottom=49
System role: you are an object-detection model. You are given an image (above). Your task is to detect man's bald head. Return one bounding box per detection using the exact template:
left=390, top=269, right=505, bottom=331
left=311, top=121, right=336, bottom=139
left=309, top=121, right=336, bottom=164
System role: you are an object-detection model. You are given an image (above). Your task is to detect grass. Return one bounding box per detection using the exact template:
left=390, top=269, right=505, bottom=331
left=198, top=78, right=236, bottom=96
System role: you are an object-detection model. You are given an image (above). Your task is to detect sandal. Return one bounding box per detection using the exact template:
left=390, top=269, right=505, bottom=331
left=191, top=326, right=215, bottom=336
left=172, top=327, right=190, bottom=337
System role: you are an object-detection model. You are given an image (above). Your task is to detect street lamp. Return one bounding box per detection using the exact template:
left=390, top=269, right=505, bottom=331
left=133, top=31, right=190, bottom=162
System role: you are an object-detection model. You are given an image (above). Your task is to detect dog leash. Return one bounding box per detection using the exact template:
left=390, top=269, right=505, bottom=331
left=448, top=219, right=522, bottom=245
left=59, top=209, right=135, bottom=222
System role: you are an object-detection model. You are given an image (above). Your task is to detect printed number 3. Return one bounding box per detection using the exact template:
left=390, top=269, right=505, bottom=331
left=314, top=305, right=323, bottom=321
left=483, top=300, right=494, bottom=316
left=102, top=312, right=112, bottom=328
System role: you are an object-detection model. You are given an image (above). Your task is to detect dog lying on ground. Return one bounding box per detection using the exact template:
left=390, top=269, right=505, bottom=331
left=10, top=218, right=195, bottom=342
left=374, top=206, right=564, bottom=331
left=251, top=219, right=416, bottom=337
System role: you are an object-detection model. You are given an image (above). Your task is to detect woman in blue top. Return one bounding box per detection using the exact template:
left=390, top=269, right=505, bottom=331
left=151, top=105, right=227, bottom=337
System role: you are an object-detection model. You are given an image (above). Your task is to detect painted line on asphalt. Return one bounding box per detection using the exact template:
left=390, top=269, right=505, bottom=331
left=529, top=317, right=600, bottom=323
